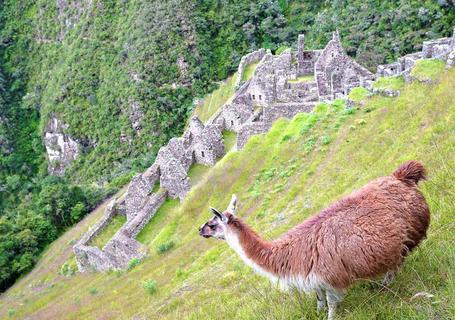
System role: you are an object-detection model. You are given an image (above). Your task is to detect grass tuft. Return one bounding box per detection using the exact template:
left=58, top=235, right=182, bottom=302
left=156, top=240, right=175, bottom=254
left=142, top=280, right=157, bottom=295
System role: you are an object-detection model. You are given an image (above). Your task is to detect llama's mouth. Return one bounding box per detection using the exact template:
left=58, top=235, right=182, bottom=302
left=199, top=231, right=211, bottom=238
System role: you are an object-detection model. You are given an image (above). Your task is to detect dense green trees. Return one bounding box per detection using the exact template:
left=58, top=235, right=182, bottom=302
left=0, top=0, right=453, bottom=291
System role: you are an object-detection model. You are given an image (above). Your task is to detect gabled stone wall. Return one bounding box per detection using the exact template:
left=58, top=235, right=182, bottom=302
left=315, top=31, right=375, bottom=100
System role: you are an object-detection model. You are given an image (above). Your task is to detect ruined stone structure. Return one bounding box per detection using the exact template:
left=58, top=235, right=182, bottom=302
left=377, top=28, right=455, bottom=81
left=314, top=31, right=375, bottom=100
left=44, top=116, right=81, bottom=176
left=235, top=48, right=267, bottom=88
left=75, top=30, right=454, bottom=272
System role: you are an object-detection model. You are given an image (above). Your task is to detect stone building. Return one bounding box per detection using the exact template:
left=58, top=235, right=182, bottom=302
left=314, top=31, right=375, bottom=100
left=377, top=28, right=455, bottom=79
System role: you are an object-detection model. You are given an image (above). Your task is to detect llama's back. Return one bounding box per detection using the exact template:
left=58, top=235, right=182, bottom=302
left=289, top=161, right=430, bottom=289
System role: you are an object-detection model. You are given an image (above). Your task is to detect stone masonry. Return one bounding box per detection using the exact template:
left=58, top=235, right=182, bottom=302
left=75, top=29, right=454, bottom=272
left=377, top=28, right=455, bottom=81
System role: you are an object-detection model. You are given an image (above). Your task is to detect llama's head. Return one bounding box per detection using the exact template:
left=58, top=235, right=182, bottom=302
left=199, top=194, right=237, bottom=240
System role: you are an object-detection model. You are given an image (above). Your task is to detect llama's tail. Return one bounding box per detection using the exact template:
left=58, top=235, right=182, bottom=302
left=393, top=160, right=426, bottom=184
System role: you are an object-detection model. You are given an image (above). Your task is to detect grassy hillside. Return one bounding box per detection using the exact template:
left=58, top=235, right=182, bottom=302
left=1, top=0, right=453, bottom=291
left=1, top=68, right=454, bottom=319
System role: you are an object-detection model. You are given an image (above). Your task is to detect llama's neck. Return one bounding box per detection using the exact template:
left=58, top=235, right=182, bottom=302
left=225, top=217, right=280, bottom=281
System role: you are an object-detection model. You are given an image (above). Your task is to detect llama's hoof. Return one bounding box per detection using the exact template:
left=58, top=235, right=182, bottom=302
left=317, top=300, right=327, bottom=311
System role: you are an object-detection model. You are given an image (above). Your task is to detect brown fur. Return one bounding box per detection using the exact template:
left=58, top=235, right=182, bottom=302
left=225, top=161, right=430, bottom=290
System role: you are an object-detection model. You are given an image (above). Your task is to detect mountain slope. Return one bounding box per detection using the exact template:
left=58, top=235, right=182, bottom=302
left=1, top=67, right=454, bottom=319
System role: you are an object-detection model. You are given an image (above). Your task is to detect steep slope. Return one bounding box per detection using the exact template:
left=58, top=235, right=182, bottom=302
left=1, top=0, right=454, bottom=291
left=1, top=67, right=454, bottom=319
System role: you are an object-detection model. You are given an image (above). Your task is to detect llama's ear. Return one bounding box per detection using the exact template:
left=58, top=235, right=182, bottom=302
left=211, top=207, right=227, bottom=222
left=227, top=194, right=237, bottom=214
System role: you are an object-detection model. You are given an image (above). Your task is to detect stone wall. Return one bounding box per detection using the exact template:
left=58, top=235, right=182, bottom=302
left=297, top=34, right=322, bottom=75
left=235, top=48, right=266, bottom=88
left=376, top=29, right=455, bottom=80
left=247, top=51, right=295, bottom=106
left=262, top=103, right=316, bottom=126
left=236, top=122, right=270, bottom=149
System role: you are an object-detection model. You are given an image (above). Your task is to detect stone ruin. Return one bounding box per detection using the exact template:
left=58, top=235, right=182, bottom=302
left=377, top=28, right=455, bottom=82
left=74, top=29, right=455, bottom=272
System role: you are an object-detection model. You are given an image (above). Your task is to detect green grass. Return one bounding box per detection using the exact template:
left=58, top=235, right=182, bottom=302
left=288, top=74, right=314, bottom=83
left=223, top=131, right=237, bottom=152
left=373, top=76, right=405, bottom=91
left=348, top=87, right=369, bottom=103
left=1, top=68, right=454, bottom=320
left=193, top=73, right=238, bottom=122
left=136, top=199, right=180, bottom=247
left=241, top=62, right=259, bottom=82
left=89, top=214, right=127, bottom=249
left=410, top=59, right=446, bottom=81
left=187, top=163, right=210, bottom=186
left=151, top=182, right=160, bottom=194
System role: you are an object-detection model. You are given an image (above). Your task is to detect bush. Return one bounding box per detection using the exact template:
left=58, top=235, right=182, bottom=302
left=59, top=261, right=76, bottom=277
left=127, top=258, right=141, bottom=271
left=321, top=135, right=332, bottom=145
left=142, top=279, right=157, bottom=295
left=88, top=287, right=98, bottom=295
left=157, top=240, right=175, bottom=254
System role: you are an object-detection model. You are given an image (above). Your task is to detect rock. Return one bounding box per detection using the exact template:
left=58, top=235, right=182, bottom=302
left=44, top=116, right=81, bottom=176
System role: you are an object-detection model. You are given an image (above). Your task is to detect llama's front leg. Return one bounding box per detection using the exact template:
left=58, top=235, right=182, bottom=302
left=315, top=288, right=327, bottom=311
left=326, top=290, right=344, bottom=320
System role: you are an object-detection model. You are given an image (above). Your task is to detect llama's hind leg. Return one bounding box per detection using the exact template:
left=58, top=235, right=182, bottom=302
left=315, top=288, right=327, bottom=311
left=326, top=289, right=344, bottom=320
left=382, top=271, right=396, bottom=287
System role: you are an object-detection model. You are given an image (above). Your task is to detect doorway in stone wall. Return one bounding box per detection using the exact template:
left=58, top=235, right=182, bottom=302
left=330, top=72, right=343, bottom=98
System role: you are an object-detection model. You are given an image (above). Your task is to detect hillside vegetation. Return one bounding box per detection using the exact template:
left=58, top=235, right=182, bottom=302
left=1, top=67, right=454, bottom=319
left=1, top=0, right=454, bottom=290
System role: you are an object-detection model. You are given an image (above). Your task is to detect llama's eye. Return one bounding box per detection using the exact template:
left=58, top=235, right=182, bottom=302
left=208, top=224, right=216, bottom=229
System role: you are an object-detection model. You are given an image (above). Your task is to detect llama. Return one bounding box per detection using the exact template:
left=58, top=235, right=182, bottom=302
left=199, top=161, right=430, bottom=319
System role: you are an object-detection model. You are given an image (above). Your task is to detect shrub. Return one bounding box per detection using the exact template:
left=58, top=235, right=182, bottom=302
left=321, top=135, right=332, bottom=145
left=127, top=258, right=141, bottom=271
left=60, top=261, right=76, bottom=277
left=157, top=240, right=175, bottom=254
left=142, top=279, right=157, bottom=295
left=88, top=287, right=98, bottom=295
